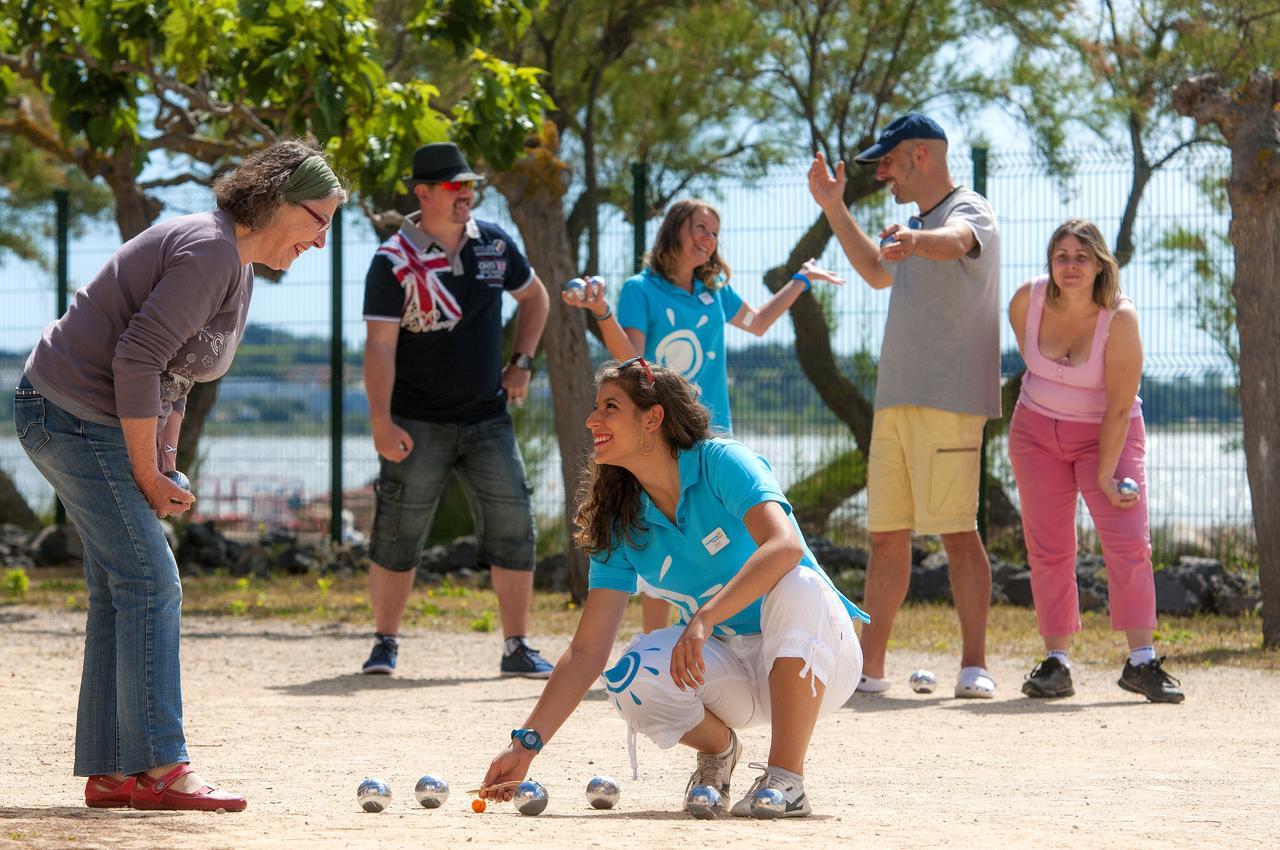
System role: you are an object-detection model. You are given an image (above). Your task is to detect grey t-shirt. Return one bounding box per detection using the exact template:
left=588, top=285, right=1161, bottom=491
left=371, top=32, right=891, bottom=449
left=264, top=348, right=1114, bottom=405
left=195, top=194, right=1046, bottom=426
left=25, top=210, right=253, bottom=426
left=874, top=188, right=1001, bottom=419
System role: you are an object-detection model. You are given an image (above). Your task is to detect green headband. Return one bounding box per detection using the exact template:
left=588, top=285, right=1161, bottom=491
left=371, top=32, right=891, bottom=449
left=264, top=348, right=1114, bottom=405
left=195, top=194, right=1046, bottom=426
left=282, top=155, right=341, bottom=203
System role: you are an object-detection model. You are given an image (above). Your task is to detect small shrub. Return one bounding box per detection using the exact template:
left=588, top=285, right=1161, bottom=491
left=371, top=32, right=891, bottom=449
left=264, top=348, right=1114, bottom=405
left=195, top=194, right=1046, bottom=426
left=469, top=609, right=495, bottom=633
left=3, top=568, right=29, bottom=598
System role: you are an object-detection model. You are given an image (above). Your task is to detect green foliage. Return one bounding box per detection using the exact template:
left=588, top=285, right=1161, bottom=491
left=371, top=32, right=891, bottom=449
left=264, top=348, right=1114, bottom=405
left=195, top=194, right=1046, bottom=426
left=469, top=608, right=496, bottom=632
left=3, top=567, right=29, bottom=598
left=451, top=50, right=547, bottom=172
left=0, top=0, right=548, bottom=211
left=1157, top=225, right=1238, bottom=372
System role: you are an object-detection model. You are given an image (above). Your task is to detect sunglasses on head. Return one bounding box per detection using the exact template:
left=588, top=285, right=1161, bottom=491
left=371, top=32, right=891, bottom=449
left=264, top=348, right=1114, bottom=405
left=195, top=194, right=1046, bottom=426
left=298, top=201, right=332, bottom=234
left=432, top=179, right=475, bottom=192
left=618, top=356, right=656, bottom=388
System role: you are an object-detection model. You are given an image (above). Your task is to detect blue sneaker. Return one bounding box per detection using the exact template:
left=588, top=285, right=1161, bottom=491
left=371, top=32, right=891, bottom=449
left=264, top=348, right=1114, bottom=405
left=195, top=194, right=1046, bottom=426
left=501, top=640, right=553, bottom=678
left=362, top=634, right=398, bottom=675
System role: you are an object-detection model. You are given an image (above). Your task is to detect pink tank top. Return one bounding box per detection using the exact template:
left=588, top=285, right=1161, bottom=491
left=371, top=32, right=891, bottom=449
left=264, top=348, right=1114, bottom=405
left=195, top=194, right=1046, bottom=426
left=1018, top=277, right=1142, bottom=423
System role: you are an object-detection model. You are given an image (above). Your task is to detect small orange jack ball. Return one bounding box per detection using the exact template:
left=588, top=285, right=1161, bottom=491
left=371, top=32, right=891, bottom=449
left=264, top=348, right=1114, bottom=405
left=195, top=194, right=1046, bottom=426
left=472, top=798, right=487, bottom=813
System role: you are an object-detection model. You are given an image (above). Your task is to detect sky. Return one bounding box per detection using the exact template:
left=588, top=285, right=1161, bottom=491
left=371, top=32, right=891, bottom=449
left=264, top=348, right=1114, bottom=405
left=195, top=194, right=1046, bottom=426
left=0, top=93, right=1233, bottom=381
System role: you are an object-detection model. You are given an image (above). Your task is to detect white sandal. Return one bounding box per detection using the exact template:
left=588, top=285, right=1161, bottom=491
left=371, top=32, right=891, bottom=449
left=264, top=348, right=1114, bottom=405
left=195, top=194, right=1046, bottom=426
left=954, top=666, right=996, bottom=699
left=856, top=674, right=892, bottom=694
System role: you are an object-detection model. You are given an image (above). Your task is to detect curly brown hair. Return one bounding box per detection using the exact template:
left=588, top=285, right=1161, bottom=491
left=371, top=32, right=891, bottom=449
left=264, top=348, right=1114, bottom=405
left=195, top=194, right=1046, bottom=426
left=573, top=360, right=713, bottom=556
left=213, top=138, right=347, bottom=230
left=644, top=199, right=732, bottom=290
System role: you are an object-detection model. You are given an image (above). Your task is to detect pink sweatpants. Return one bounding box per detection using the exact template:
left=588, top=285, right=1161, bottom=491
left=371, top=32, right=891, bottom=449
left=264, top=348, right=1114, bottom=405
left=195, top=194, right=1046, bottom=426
left=1007, top=406, right=1156, bottom=636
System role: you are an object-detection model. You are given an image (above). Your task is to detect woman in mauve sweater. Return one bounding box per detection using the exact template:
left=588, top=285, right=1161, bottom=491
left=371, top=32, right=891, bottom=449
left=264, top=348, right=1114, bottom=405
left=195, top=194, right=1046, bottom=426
left=15, top=139, right=346, bottom=811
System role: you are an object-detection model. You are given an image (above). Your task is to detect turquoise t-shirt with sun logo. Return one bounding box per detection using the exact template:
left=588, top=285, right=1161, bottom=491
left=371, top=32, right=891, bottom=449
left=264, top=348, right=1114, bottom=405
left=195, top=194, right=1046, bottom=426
left=588, top=439, right=868, bottom=636
left=616, top=268, right=744, bottom=433
left=590, top=439, right=869, bottom=709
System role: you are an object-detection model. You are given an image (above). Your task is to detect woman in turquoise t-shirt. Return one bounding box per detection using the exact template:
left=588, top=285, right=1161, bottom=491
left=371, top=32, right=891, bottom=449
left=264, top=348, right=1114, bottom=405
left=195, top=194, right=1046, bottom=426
left=478, top=360, right=863, bottom=819
left=564, top=198, right=843, bottom=630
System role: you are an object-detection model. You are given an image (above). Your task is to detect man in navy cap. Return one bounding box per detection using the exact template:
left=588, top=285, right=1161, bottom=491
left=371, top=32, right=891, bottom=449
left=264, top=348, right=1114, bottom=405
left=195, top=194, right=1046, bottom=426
left=360, top=141, right=553, bottom=678
left=808, top=114, right=1001, bottom=699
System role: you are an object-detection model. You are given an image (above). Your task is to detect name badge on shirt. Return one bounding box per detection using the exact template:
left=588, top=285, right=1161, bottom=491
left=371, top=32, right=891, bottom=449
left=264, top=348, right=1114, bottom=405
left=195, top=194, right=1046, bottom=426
left=698, top=292, right=714, bottom=305
left=701, top=527, right=730, bottom=555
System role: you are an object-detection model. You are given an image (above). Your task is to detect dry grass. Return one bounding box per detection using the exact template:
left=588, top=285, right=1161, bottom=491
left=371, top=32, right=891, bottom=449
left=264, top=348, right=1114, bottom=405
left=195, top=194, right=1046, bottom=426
left=9, top=567, right=1279, bottom=671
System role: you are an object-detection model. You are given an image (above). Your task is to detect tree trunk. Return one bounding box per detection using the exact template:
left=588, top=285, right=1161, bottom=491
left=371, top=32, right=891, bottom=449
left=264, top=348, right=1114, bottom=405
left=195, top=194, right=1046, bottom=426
left=1174, top=70, right=1280, bottom=646
left=0, top=469, right=40, bottom=529
left=492, top=122, right=596, bottom=602
left=176, top=380, right=221, bottom=480
left=1113, top=114, right=1153, bottom=269
left=761, top=168, right=883, bottom=453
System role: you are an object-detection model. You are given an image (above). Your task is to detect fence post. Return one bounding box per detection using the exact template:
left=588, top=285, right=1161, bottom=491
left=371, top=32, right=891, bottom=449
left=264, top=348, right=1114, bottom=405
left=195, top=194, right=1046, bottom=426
left=971, top=146, right=989, bottom=544
left=631, top=162, right=648, bottom=273
left=329, top=209, right=344, bottom=544
left=54, top=190, right=69, bottom=526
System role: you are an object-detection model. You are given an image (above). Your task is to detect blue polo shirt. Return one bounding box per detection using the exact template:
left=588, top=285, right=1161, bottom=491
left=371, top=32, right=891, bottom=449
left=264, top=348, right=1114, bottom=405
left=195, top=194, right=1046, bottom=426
left=616, top=268, right=744, bottom=433
left=588, top=439, right=869, bottom=635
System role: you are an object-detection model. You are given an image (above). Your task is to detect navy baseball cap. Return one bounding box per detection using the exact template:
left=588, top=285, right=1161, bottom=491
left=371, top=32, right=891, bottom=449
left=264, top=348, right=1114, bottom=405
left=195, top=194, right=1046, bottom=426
left=854, top=113, right=948, bottom=163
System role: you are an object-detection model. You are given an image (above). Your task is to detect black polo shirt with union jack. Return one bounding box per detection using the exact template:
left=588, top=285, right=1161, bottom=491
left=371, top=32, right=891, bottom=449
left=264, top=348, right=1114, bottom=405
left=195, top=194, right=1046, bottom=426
left=363, top=213, right=534, bottom=423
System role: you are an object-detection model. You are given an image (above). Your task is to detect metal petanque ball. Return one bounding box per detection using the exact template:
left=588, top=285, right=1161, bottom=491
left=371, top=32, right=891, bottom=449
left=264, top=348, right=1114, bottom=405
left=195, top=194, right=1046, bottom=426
left=564, top=277, right=588, bottom=300
left=164, top=470, right=191, bottom=492
left=686, top=785, right=722, bottom=820
left=909, top=669, right=937, bottom=694
left=414, top=775, right=449, bottom=809
left=356, top=777, right=392, bottom=813
left=513, top=780, right=549, bottom=816
left=585, top=775, right=620, bottom=810
left=1118, top=477, right=1140, bottom=497
left=750, top=788, right=786, bottom=819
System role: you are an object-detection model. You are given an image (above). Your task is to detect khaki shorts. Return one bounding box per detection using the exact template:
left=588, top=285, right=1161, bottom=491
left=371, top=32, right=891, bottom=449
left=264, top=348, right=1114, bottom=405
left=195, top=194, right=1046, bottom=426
left=867, top=405, right=986, bottom=535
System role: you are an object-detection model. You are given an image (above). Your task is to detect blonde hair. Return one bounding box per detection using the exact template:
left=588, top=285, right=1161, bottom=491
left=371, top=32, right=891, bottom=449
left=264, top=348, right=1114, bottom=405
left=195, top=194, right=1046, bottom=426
left=1045, top=218, right=1121, bottom=310
left=643, top=199, right=731, bottom=290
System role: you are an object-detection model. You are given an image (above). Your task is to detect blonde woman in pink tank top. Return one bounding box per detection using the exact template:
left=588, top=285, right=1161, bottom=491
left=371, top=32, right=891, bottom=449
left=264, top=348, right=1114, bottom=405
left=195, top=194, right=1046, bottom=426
left=1006, top=219, right=1183, bottom=704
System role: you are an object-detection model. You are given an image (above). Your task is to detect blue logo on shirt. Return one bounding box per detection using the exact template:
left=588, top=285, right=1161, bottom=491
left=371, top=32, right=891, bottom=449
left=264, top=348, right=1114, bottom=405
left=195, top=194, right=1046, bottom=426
left=603, top=646, right=663, bottom=708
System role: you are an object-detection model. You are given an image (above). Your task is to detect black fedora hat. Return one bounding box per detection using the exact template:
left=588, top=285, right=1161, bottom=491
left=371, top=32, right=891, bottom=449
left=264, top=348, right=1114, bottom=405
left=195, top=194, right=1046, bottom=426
left=405, top=142, right=484, bottom=186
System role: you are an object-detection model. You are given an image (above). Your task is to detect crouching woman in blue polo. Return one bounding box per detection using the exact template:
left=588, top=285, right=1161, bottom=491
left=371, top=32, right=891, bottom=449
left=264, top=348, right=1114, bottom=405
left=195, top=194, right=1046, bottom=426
left=480, top=358, right=866, bottom=818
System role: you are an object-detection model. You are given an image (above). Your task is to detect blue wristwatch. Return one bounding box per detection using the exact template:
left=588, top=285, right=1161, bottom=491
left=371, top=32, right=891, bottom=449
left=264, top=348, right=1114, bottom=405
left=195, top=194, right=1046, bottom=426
left=511, top=728, right=544, bottom=752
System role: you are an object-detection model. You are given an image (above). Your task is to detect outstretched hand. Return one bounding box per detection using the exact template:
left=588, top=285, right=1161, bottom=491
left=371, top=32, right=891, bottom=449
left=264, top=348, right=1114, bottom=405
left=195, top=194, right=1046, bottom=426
left=798, top=258, right=845, bottom=287
left=808, top=151, right=846, bottom=212
left=479, top=742, right=535, bottom=802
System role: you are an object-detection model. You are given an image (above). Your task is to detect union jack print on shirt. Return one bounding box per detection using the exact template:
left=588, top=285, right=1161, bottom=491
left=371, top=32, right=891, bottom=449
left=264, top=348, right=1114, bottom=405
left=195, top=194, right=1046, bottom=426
left=375, top=233, right=463, bottom=333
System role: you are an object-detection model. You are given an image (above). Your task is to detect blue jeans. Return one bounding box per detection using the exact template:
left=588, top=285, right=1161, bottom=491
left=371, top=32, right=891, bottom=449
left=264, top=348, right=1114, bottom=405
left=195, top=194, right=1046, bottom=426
left=369, top=411, right=535, bottom=572
left=15, top=377, right=188, bottom=776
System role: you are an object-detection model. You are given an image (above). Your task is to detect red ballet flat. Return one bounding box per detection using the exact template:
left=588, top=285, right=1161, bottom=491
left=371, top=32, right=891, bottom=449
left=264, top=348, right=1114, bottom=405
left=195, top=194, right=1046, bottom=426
left=129, top=764, right=247, bottom=813
left=85, top=774, right=136, bottom=808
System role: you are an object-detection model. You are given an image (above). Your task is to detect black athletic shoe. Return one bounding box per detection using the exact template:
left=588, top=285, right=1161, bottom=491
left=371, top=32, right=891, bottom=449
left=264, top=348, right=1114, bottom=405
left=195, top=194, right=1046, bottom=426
left=1021, top=656, right=1075, bottom=698
left=1118, top=656, right=1185, bottom=704
left=362, top=633, right=398, bottom=675
left=500, top=642, right=553, bottom=678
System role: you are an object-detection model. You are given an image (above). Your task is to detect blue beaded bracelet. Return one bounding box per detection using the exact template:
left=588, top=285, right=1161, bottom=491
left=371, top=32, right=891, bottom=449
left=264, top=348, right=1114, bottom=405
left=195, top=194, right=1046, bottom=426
left=791, top=273, right=812, bottom=292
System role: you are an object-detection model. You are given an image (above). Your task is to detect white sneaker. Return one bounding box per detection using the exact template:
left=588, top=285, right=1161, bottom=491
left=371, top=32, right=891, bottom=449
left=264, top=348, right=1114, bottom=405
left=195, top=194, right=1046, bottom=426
left=683, top=729, right=741, bottom=815
left=856, top=674, right=892, bottom=694
left=955, top=666, right=996, bottom=698
left=730, top=763, right=812, bottom=818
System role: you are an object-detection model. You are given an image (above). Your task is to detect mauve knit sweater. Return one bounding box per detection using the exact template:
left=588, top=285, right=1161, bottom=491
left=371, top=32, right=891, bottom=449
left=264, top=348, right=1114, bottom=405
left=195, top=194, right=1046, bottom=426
left=24, top=210, right=254, bottom=427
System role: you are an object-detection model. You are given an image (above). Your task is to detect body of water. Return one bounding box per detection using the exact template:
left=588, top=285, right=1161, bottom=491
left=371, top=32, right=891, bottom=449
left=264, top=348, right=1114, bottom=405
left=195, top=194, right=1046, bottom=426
left=2, top=428, right=1253, bottom=539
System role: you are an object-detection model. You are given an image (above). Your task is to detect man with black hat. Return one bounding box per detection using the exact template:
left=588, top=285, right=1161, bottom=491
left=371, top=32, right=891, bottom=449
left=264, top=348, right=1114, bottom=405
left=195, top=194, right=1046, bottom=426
left=360, top=141, right=552, bottom=677
left=808, top=113, right=1001, bottom=699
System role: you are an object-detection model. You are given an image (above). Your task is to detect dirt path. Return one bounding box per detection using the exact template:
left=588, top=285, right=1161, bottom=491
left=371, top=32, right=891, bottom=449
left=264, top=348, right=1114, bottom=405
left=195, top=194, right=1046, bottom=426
left=1, top=607, right=1277, bottom=850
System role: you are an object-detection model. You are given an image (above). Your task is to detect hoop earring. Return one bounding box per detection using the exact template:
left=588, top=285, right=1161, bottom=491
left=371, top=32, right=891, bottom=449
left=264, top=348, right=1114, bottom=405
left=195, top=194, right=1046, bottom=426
left=639, top=431, right=656, bottom=456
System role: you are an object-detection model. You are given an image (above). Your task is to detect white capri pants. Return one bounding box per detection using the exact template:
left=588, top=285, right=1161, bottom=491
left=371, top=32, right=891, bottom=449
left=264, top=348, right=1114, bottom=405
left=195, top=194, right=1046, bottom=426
left=601, top=567, right=862, bottom=768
